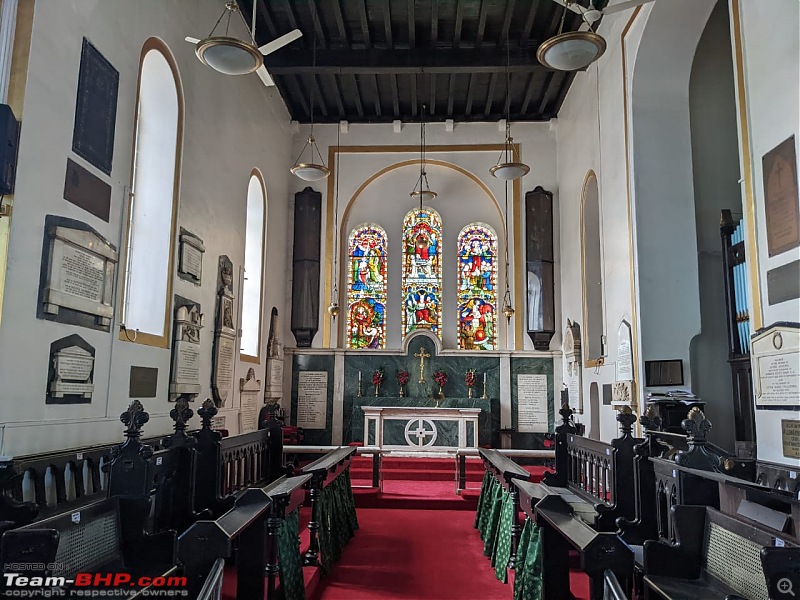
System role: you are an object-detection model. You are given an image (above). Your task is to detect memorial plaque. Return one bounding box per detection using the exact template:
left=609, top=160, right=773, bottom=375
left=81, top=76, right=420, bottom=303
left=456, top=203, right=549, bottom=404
left=39, top=217, right=118, bottom=331
left=47, top=334, right=95, bottom=404
left=169, top=300, right=203, bottom=400
left=517, top=373, right=548, bottom=433
left=213, top=333, right=236, bottom=406
left=782, top=420, right=800, bottom=459
left=178, top=230, right=205, bottom=284
left=211, top=416, right=226, bottom=431
left=564, top=319, right=583, bottom=413
left=239, top=368, right=261, bottom=433
left=612, top=380, right=635, bottom=407
left=763, top=136, right=800, bottom=257
left=63, top=158, right=111, bottom=222
left=297, top=371, right=328, bottom=429
left=617, top=320, right=634, bottom=382
left=212, top=255, right=237, bottom=406
left=753, top=324, right=800, bottom=408
left=129, top=366, right=158, bottom=398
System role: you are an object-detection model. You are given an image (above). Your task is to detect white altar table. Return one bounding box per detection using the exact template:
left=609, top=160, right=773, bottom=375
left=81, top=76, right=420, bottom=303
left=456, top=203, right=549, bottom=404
left=362, top=406, right=481, bottom=452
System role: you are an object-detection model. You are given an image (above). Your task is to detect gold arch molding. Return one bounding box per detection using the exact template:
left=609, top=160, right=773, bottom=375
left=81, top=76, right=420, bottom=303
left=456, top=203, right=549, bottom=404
left=322, top=145, right=523, bottom=348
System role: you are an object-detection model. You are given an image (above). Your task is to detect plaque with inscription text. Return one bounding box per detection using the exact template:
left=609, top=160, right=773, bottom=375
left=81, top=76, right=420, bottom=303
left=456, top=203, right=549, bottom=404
left=47, top=335, right=95, bottom=404
left=753, top=324, right=800, bottom=408
left=517, top=374, right=548, bottom=433
left=781, top=420, right=800, bottom=459
left=763, top=136, right=800, bottom=257
left=297, top=371, right=328, bottom=429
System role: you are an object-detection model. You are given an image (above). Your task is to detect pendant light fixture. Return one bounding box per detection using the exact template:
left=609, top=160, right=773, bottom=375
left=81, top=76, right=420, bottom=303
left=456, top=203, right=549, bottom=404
left=410, top=104, right=437, bottom=204
left=537, top=2, right=606, bottom=72
left=290, top=23, right=330, bottom=182
left=502, top=182, right=515, bottom=324
left=327, top=120, right=342, bottom=321
left=491, top=44, right=530, bottom=181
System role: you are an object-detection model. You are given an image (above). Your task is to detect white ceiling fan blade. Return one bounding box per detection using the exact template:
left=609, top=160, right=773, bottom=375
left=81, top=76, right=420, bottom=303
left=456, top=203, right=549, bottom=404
left=258, top=29, right=302, bottom=55
left=550, top=0, right=586, bottom=15
left=603, top=0, right=656, bottom=15
left=185, top=36, right=201, bottom=44
left=256, top=65, right=275, bottom=87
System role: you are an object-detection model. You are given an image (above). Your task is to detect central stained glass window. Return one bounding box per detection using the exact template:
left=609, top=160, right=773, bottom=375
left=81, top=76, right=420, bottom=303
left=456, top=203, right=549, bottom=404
left=402, top=208, right=442, bottom=339
left=457, top=223, right=497, bottom=350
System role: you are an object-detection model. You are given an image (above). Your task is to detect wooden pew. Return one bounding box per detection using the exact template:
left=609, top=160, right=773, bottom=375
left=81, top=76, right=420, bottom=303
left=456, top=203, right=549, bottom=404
left=178, top=486, right=272, bottom=599
left=642, top=505, right=786, bottom=600
left=300, top=446, right=357, bottom=568
left=263, top=474, right=313, bottom=600
left=197, top=558, right=225, bottom=600
left=0, top=401, right=179, bottom=597
left=604, top=569, right=630, bottom=600
left=530, top=483, right=634, bottom=600
left=543, top=404, right=640, bottom=533
left=478, top=447, right=531, bottom=568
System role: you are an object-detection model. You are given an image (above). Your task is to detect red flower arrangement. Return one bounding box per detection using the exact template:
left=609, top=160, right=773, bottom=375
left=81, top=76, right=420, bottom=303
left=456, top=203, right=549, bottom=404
left=372, top=368, right=385, bottom=386
left=433, top=370, right=448, bottom=388
left=465, top=368, right=477, bottom=389
left=396, top=370, right=410, bottom=386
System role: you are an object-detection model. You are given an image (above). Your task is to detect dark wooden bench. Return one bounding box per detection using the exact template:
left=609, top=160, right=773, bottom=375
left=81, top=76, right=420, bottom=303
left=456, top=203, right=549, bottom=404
left=478, top=447, right=531, bottom=568
left=643, top=505, right=789, bottom=600
left=300, top=446, right=357, bottom=567
left=178, top=486, right=273, bottom=599
left=0, top=495, right=178, bottom=597
left=263, top=474, right=313, bottom=599
left=197, top=558, right=225, bottom=600
left=530, top=482, right=634, bottom=600
left=543, top=404, right=640, bottom=533
left=604, top=569, right=630, bottom=600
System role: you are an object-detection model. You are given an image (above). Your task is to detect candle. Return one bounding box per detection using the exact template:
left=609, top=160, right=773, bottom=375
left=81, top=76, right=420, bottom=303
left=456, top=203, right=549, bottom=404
left=358, top=371, right=362, bottom=383
left=483, top=372, right=487, bottom=385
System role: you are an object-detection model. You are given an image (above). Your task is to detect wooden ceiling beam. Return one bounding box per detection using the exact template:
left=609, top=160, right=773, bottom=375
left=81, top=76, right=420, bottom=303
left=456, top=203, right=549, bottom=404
left=372, top=74, right=382, bottom=116
left=520, top=71, right=538, bottom=115
left=429, top=73, right=437, bottom=114
left=330, top=73, right=345, bottom=116
left=331, top=0, right=348, bottom=46
left=430, top=1, right=438, bottom=48
left=264, top=47, right=551, bottom=74
left=464, top=73, right=475, bottom=116
left=453, top=0, right=463, bottom=48
left=357, top=0, right=371, bottom=49
left=408, top=0, right=416, bottom=48
left=391, top=74, right=400, bottom=117
left=383, top=0, right=393, bottom=49
left=483, top=72, right=498, bottom=117
left=521, top=0, right=540, bottom=47
left=498, top=0, right=516, bottom=48
left=306, top=0, right=328, bottom=48
left=475, top=0, right=488, bottom=48
left=537, top=71, right=559, bottom=116
left=310, top=74, right=328, bottom=117
left=287, top=75, right=310, bottom=119
left=447, top=73, right=456, bottom=117
left=352, top=74, right=365, bottom=117
left=251, top=0, right=278, bottom=39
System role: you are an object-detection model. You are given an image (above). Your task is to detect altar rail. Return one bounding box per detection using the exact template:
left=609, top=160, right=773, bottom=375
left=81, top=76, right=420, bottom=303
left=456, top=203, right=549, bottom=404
left=456, top=448, right=554, bottom=494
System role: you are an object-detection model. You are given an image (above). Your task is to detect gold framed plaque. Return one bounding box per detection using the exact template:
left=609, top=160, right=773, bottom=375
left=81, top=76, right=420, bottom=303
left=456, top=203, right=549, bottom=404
left=781, top=419, right=800, bottom=459
left=762, top=135, right=800, bottom=257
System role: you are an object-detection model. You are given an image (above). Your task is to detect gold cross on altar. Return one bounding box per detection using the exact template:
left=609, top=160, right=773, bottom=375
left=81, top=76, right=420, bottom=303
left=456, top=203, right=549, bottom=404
left=414, top=346, right=431, bottom=384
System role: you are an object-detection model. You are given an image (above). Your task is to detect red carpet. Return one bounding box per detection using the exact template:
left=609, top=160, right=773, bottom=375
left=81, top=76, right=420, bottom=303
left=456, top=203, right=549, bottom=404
left=312, top=508, right=510, bottom=600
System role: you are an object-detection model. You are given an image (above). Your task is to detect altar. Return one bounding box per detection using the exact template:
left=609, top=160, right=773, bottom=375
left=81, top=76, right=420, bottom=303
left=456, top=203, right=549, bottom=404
left=362, top=406, right=481, bottom=452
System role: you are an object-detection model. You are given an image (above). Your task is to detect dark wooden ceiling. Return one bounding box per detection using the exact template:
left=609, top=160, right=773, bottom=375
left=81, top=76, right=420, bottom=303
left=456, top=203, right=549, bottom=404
left=238, top=0, right=603, bottom=123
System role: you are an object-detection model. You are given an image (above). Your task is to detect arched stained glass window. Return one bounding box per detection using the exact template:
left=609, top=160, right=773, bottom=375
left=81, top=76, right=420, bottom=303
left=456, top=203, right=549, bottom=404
left=402, top=208, right=442, bottom=339
left=346, top=224, right=388, bottom=349
left=457, top=224, right=498, bottom=350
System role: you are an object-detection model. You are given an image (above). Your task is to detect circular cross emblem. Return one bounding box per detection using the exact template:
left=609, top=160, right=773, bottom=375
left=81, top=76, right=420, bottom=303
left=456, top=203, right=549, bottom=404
left=404, top=418, right=438, bottom=447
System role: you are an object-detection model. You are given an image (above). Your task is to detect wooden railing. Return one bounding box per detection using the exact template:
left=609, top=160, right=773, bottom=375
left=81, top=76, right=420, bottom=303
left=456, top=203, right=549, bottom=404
left=603, top=570, right=629, bottom=600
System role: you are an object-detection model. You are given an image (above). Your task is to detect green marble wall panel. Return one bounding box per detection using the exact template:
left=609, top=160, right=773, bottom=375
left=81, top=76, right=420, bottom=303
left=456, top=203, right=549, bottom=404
left=510, top=357, right=555, bottom=449
left=290, top=354, right=335, bottom=445
left=343, top=337, right=501, bottom=446
left=347, top=397, right=497, bottom=447
left=381, top=418, right=459, bottom=447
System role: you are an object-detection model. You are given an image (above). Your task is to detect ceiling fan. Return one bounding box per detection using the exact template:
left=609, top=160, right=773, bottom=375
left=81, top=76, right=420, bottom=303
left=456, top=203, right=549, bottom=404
left=185, top=1, right=301, bottom=87
left=538, top=0, right=656, bottom=71
left=551, top=0, right=656, bottom=27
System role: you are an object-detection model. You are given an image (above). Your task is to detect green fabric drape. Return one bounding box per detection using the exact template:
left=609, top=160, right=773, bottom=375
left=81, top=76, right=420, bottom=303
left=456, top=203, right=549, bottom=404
left=479, top=477, right=499, bottom=543
left=278, top=510, right=305, bottom=600
left=483, top=482, right=505, bottom=557
left=491, top=487, right=514, bottom=583
left=317, top=468, right=359, bottom=575
left=474, top=470, right=492, bottom=530
left=514, top=517, right=544, bottom=600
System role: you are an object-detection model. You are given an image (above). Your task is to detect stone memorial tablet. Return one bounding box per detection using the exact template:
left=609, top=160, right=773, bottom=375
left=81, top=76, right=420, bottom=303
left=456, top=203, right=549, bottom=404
left=564, top=319, right=583, bottom=413
left=617, top=320, right=633, bottom=382
left=47, top=335, right=95, bottom=404
left=239, top=368, right=261, bottom=433
left=39, top=217, right=117, bottom=331
left=169, top=301, right=203, bottom=400
left=517, top=373, right=548, bottom=433
left=212, top=256, right=237, bottom=406
left=763, top=136, right=800, bottom=257
left=213, top=333, right=236, bottom=406
left=753, top=324, right=800, bottom=407
left=297, top=371, right=328, bottom=429
left=178, top=230, right=205, bottom=284
left=782, top=420, right=800, bottom=459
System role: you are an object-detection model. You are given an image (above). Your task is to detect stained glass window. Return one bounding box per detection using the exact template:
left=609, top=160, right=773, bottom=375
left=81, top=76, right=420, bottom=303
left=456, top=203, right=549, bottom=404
left=402, top=208, right=442, bottom=339
left=457, top=223, right=497, bottom=350
left=346, top=224, right=388, bottom=349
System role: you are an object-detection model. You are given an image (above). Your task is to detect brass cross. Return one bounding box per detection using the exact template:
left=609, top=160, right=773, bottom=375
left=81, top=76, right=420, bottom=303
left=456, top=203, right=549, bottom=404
left=414, top=346, right=431, bottom=384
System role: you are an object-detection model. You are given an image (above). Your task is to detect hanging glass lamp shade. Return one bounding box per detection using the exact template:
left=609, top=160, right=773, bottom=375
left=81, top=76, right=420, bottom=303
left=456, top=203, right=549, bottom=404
left=410, top=170, right=437, bottom=202
left=490, top=136, right=530, bottom=181
left=536, top=31, right=606, bottom=72
left=291, top=134, right=330, bottom=181
left=195, top=37, right=263, bottom=75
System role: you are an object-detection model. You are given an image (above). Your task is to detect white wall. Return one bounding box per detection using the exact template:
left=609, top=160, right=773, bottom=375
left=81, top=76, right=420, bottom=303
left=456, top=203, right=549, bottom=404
left=287, top=120, right=560, bottom=353
left=0, top=0, right=293, bottom=456
left=738, top=0, right=800, bottom=466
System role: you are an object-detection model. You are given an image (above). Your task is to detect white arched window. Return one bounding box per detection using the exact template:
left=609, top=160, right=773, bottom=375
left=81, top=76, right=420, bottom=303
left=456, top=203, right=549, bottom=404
left=581, top=171, right=605, bottom=364
left=121, top=40, right=181, bottom=345
left=241, top=172, right=266, bottom=360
